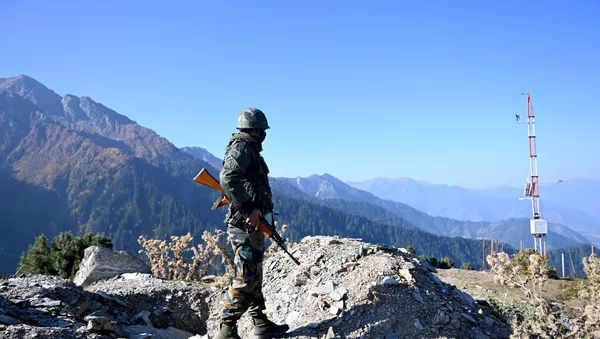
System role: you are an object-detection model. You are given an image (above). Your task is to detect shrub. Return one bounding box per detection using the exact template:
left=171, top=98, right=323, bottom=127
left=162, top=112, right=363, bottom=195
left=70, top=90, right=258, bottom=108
left=438, top=256, right=455, bottom=269
left=487, top=251, right=600, bottom=338
left=461, top=262, right=474, bottom=270
left=18, top=232, right=113, bottom=280
left=138, top=229, right=234, bottom=281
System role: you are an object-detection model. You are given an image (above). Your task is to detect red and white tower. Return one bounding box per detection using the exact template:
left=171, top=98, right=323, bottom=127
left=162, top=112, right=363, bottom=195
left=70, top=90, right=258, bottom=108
left=520, top=92, right=548, bottom=255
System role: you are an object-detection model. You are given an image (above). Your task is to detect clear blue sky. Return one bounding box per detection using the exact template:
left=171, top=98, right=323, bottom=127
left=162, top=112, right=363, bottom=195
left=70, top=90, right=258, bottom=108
left=2, top=0, right=599, bottom=188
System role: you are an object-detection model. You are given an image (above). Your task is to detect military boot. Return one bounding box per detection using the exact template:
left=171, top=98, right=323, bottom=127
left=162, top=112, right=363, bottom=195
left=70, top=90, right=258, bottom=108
left=252, top=313, right=290, bottom=338
left=215, top=323, right=241, bottom=339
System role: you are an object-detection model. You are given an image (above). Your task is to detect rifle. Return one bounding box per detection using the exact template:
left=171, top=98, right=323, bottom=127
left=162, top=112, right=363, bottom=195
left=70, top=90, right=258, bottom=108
left=193, top=168, right=301, bottom=266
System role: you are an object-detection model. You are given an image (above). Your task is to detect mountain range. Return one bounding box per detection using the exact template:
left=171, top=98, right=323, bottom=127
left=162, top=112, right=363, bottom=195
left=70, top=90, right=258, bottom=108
left=0, top=75, right=516, bottom=275
left=270, top=174, right=593, bottom=250
left=172, top=148, right=594, bottom=252
left=347, top=177, right=600, bottom=246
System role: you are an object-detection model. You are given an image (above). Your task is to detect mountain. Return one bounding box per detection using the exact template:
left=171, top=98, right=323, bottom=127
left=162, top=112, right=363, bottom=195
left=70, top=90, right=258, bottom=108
left=181, top=146, right=223, bottom=170
left=0, top=75, right=497, bottom=275
left=278, top=173, right=590, bottom=251
left=348, top=177, right=600, bottom=245
left=0, top=75, right=228, bottom=274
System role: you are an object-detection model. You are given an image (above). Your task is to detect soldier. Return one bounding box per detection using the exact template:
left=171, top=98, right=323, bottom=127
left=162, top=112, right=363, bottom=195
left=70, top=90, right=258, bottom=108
left=216, top=108, right=290, bottom=339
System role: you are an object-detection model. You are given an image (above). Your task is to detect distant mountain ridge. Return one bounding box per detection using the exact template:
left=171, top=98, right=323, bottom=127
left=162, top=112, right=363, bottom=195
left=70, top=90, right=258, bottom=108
left=348, top=177, right=600, bottom=245
left=178, top=143, right=593, bottom=251
left=274, top=173, right=591, bottom=251
left=0, top=74, right=500, bottom=275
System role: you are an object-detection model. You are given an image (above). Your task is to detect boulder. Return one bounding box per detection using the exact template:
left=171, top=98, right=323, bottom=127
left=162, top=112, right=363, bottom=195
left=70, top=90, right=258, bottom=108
left=73, top=246, right=151, bottom=287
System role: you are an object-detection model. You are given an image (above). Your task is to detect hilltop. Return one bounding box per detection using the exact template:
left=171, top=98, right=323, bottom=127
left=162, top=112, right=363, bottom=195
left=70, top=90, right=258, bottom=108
left=0, top=236, right=516, bottom=339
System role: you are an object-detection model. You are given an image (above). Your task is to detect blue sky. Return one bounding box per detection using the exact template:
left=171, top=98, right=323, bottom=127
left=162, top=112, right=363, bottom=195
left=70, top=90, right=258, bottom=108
left=2, top=0, right=599, bottom=188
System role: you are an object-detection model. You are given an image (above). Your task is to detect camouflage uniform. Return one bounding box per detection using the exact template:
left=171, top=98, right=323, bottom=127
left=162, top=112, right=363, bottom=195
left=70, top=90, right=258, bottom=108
left=216, top=108, right=288, bottom=339
left=220, top=131, right=272, bottom=322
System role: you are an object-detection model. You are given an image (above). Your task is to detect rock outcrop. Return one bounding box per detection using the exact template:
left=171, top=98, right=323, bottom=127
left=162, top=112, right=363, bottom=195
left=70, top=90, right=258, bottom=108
left=1, top=236, right=515, bottom=338
left=0, top=274, right=209, bottom=338
left=207, top=236, right=512, bottom=338
left=73, top=246, right=151, bottom=287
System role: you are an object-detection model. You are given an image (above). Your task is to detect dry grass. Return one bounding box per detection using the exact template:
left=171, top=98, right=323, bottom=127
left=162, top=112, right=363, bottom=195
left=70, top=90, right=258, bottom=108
left=486, top=251, right=600, bottom=338
left=138, top=223, right=297, bottom=284
left=264, top=222, right=299, bottom=260
left=138, top=229, right=233, bottom=282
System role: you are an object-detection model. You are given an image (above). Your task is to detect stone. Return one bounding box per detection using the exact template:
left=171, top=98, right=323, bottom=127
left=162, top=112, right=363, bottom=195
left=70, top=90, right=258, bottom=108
left=450, top=319, right=461, bottom=329
left=434, top=309, right=450, bottom=325
left=85, top=315, right=114, bottom=333
left=461, top=313, right=478, bottom=324
left=386, top=333, right=398, bottom=339
left=32, top=298, right=61, bottom=307
left=414, top=319, right=424, bottom=330
left=285, top=311, right=300, bottom=324
left=96, top=290, right=127, bottom=306
left=131, top=311, right=153, bottom=326
left=310, top=282, right=336, bottom=296
left=73, top=246, right=151, bottom=287
left=457, top=289, right=477, bottom=308
left=399, top=267, right=415, bottom=284
left=0, top=315, right=22, bottom=325
left=329, top=287, right=347, bottom=301
left=403, top=262, right=417, bottom=270
left=382, top=277, right=399, bottom=285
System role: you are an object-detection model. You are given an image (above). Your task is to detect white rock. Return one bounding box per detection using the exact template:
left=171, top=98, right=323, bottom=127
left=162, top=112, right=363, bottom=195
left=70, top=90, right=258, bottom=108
left=74, top=246, right=151, bottom=287
left=382, top=277, right=399, bottom=285
left=285, top=311, right=300, bottom=324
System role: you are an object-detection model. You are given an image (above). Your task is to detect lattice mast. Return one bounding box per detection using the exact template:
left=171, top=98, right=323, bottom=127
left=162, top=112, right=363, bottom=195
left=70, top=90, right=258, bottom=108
left=521, top=92, right=548, bottom=255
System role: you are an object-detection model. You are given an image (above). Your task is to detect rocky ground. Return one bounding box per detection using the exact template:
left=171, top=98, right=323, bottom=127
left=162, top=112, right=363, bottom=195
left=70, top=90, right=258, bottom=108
left=206, top=236, right=513, bottom=339
left=0, top=235, right=521, bottom=339
left=0, top=274, right=210, bottom=338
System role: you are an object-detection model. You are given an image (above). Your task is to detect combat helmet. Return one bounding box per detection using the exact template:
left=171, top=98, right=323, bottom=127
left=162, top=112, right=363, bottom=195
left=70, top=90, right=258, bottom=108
left=237, top=108, right=270, bottom=130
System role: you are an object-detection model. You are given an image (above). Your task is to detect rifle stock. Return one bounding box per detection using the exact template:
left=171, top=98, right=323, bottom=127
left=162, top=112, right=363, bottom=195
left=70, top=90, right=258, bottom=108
left=193, top=168, right=230, bottom=208
left=193, top=168, right=300, bottom=266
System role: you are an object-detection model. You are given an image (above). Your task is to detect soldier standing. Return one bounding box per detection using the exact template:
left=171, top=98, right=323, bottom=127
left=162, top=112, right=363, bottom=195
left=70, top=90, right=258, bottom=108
left=215, top=108, right=290, bottom=339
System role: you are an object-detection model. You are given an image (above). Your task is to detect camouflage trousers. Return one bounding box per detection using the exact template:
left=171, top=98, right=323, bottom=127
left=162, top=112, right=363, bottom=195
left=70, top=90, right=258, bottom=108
left=220, top=225, right=266, bottom=324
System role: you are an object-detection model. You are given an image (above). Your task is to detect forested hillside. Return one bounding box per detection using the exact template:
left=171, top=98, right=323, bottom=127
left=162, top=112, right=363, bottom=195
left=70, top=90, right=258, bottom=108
left=0, top=75, right=502, bottom=274
left=275, top=174, right=589, bottom=250
left=270, top=194, right=510, bottom=269
left=548, top=244, right=600, bottom=277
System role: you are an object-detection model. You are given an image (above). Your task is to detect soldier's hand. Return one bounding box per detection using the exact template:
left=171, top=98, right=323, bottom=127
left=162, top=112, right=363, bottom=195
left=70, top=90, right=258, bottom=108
left=246, top=209, right=262, bottom=227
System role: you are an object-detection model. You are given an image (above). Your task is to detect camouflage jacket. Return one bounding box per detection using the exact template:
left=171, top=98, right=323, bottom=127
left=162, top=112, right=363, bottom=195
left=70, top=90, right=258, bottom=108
left=219, top=132, right=273, bottom=223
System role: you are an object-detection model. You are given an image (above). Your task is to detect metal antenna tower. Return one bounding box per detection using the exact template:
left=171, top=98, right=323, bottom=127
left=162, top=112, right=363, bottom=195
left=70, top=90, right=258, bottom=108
left=517, top=92, right=548, bottom=255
